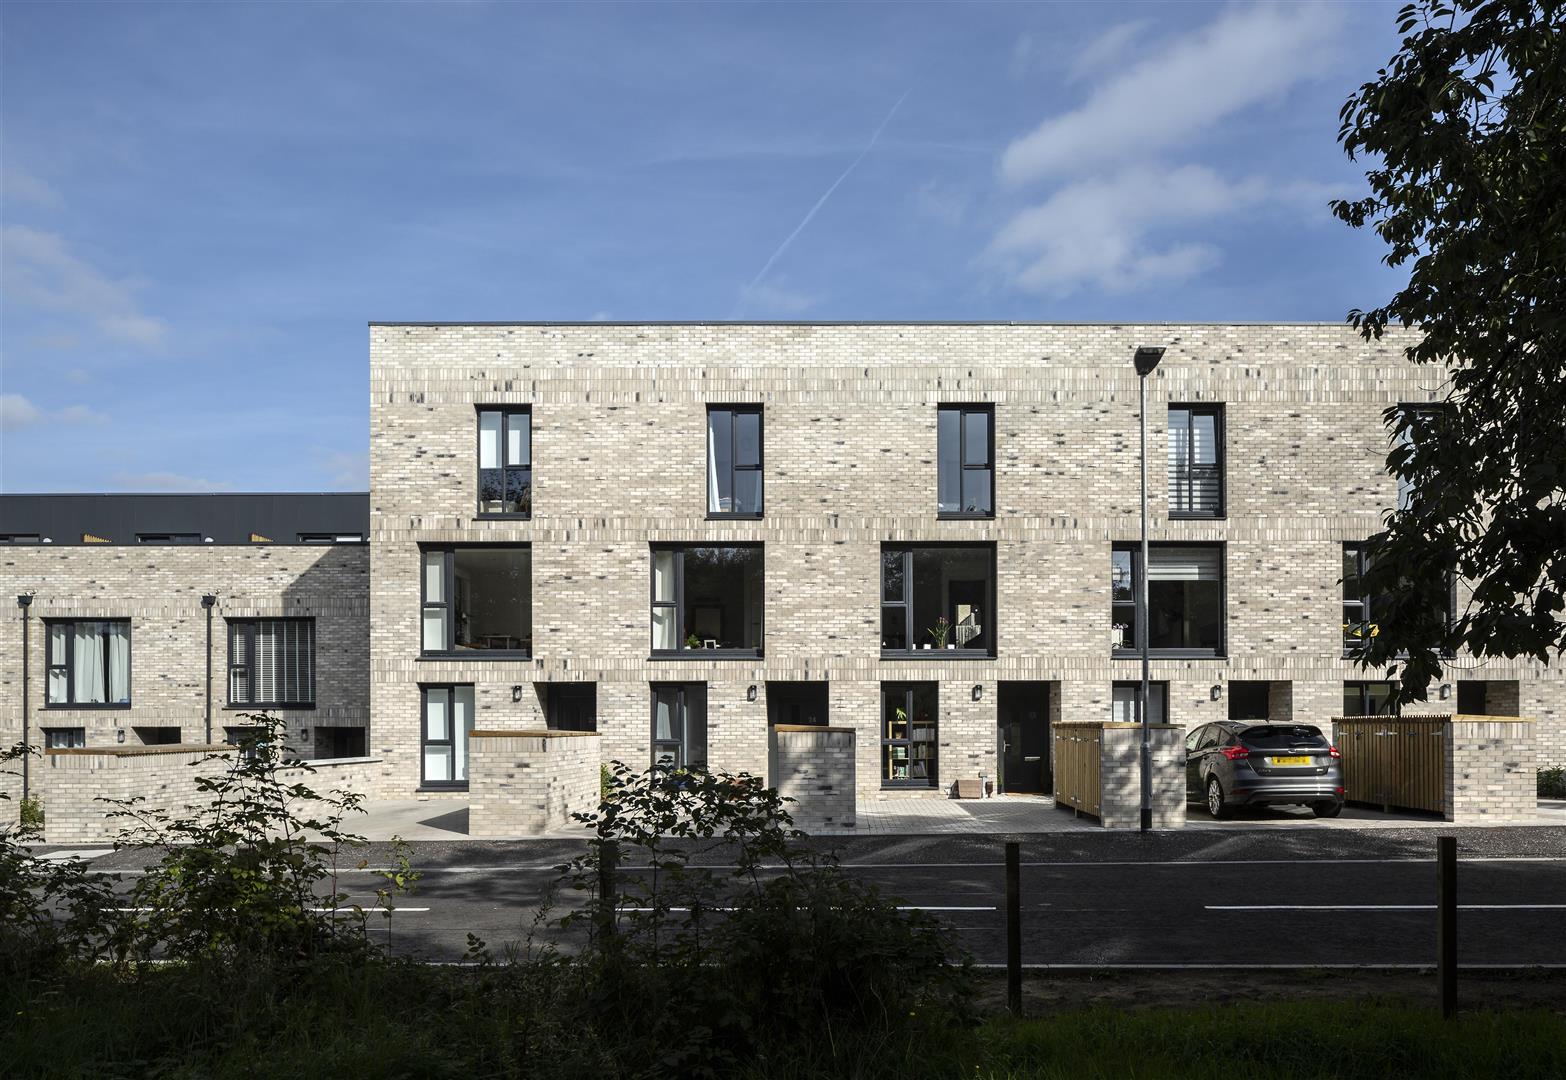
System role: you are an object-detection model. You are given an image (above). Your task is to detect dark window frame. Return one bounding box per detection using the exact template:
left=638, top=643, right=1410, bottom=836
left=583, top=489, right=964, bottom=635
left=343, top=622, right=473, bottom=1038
left=134, top=533, right=202, bottom=544
left=880, top=681, right=939, bottom=789
left=880, top=542, right=997, bottom=660
left=1166, top=403, right=1225, bottom=518
left=937, top=404, right=995, bottom=519
left=226, top=617, right=317, bottom=709
left=1111, top=542, right=1226, bottom=659
left=706, top=405, right=764, bottom=519
left=651, top=682, right=707, bottom=769
left=1394, top=402, right=1449, bottom=511
left=43, top=618, right=132, bottom=709
left=1342, top=541, right=1456, bottom=658
left=0, top=534, right=42, bottom=544
left=1343, top=680, right=1400, bottom=717
left=299, top=533, right=366, bottom=544
left=419, top=683, right=473, bottom=790
left=475, top=405, right=533, bottom=520
left=1111, top=680, right=1170, bottom=724
left=546, top=682, right=597, bottom=732
left=649, top=543, right=765, bottom=660
left=419, top=543, right=532, bottom=660
left=42, top=727, right=86, bottom=749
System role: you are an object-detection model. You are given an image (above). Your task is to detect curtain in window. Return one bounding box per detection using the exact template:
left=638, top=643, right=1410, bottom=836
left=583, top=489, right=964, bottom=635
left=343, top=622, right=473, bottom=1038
left=707, top=411, right=727, bottom=512
left=479, top=411, right=501, bottom=469
left=48, top=624, right=68, bottom=702
left=652, top=551, right=677, bottom=650
left=75, top=623, right=107, bottom=703
left=453, top=685, right=473, bottom=782
left=106, top=621, right=130, bottom=704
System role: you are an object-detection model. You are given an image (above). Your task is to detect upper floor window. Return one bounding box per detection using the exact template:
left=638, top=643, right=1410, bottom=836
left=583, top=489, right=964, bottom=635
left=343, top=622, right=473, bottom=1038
left=1167, top=404, right=1223, bottom=517
left=881, top=543, right=995, bottom=657
left=46, top=619, right=131, bottom=707
left=1394, top=403, right=1447, bottom=511
left=228, top=618, right=316, bottom=707
left=136, top=533, right=202, bottom=544
left=422, top=545, right=531, bottom=658
left=299, top=533, right=365, bottom=544
left=0, top=534, right=42, bottom=544
left=937, top=405, right=993, bottom=517
left=707, top=406, right=763, bottom=517
left=1341, top=541, right=1454, bottom=657
left=1111, top=543, right=1224, bottom=657
left=651, top=544, right=763, bottom=657
left=477, top=407, right=531, bottom=517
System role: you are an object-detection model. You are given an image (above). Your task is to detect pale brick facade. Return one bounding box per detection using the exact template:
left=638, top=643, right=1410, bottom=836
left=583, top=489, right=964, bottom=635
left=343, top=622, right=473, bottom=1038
left=367, top=322, right=1565, bottom=803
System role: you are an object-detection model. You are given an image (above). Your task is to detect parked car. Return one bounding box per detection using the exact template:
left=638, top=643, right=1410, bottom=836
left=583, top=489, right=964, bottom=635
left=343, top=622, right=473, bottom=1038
left=1186, top=721, right=1344, bottom=818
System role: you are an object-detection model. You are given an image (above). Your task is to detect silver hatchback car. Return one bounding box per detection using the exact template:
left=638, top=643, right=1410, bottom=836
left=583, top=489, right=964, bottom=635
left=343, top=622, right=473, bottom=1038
left=1186, top=721, right=1345, bottom=818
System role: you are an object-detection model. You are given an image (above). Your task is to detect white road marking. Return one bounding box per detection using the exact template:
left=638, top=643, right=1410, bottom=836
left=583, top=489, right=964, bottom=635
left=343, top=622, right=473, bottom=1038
left=110, top=906, right=430, bottom=913
left=1208, top=904, right=1566, bottom=911
left=36, top=848, right=113, bottom=861
left=896, top=905, right=997, bottom=912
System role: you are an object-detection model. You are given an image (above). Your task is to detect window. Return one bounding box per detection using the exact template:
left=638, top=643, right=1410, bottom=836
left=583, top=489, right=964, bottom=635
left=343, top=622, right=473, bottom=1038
left=767, top=681, right=829, bottom=726
left=314, top=726, right=367, bottom=758
left=1227, top=681, right=1272, bottom=721
left=1342, top=542, right=1454, bottom=656
left=881, top=544, right=996, bottom=656
left=1394, top=403, right=1447, bottom=511
left=1111, top=544, right=1224, bottom=656
left=650, top=545, right=763, bottom=656
left=136, top=533, right=201, bottom=544
left=1344, top=681, right=1398, bottom=717
left=133, top=726, right=180, bottom=745
left=45, top=619, right=131, bottom=706
left=422, top=546, right=532, bottom=657
left=224, top=725, right=268, bottom=760
left=477, top=406, right=532, bottom=517
left=546, top=683, right=597, bottom=732
left=882, top=682, right=937, bottom=786
left=1, top=534, right=42, bottom=544
left=228, top=618, right=316, bottom=707
left=707, top=406, right=763, bottom=517
left=299, top=533, right=365, bottom=544
left=937, top=405, right=993, bottom=517
left=652, top=683, right=706, bottom=768
left=1111, top=682, right=1169, bottom=724
left=42, top=728, right=85, bottom=749
left=421, top=684, right=474, bottom=787
left=1167, top=405, right=1224, bottom=517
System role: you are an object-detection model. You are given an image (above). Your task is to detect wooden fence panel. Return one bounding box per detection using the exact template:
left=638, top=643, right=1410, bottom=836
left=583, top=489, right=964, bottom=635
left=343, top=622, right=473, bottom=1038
left=1052, top=724, right=1102, bottom=816
left=1334, top=717, right=1446, bottom=814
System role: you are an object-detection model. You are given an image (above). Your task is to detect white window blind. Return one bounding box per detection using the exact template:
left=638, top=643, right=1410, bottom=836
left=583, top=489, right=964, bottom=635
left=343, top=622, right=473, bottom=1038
left=479, top=411, right=501, bottom=469
left=1148, top=547, right=1222, bottom=582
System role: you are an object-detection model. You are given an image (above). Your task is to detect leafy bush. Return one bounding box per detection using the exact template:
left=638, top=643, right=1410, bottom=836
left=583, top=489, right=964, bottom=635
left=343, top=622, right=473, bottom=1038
left=19, top=796, right=43, bottom=829
left=1539, top=767, right=1566, bottom=799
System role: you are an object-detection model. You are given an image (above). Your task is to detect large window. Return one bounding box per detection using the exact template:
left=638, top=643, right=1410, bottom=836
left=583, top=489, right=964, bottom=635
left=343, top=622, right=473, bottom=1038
left=881, top=544, right=996, bottom=657
left=1167, top=404, right=1224, bottom=517
left=45, top=619, right=131, bottom=707
left=1344, top=681, right=1398, bottom=717
left=1111, top=681, right=1168, bottom=724
left=652, top=683, right=706, bottom=768
left=477, top=407, right=531, bottom=517
left=937, top=405, right=993, bottom=517
left=228, top=618, right=315, bottom=707
left=1111, top=544, right=1224, bottom=656
left=882, top=682, right=937, bottom=787
left=422, top=546, right=532, bottom=657
left=421, top=684, right=474, bottom=788
left=1342, top=541, right=1454, bottom=656
left=650, top=545, right=764, bottom=657
left=707, top=406, right=763, bottom=517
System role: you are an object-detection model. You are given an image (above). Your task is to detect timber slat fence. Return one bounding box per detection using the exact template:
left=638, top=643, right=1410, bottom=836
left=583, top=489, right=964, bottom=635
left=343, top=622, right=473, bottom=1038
left=1052, top=723, right=1102, bottom=817
left=1334, top=716, right=1446, bottom=813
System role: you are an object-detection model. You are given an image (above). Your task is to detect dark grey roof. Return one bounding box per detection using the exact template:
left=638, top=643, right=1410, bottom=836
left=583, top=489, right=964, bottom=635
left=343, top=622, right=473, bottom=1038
left=0, top=493, right=369, bottom=546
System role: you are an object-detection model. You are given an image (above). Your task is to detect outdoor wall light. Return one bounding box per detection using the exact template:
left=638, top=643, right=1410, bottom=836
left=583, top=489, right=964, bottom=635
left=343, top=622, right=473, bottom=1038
left=1439, top=683, right=1452, bottom=700
left=511, top=685, right=523, bottom=703
left=1210, top=684, right=1222, bottom=701
left=747, top=684, right=758, bottom=702
left=972, top=684, right=983, bottom=701
left=116, top=729, right=126, bottom=744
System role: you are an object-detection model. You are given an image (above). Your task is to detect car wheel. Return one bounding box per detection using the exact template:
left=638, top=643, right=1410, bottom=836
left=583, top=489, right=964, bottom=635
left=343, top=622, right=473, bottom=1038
left=1206, top=777, right=1230, bottom=819
left=1311, top=800, right=1343, bottom=819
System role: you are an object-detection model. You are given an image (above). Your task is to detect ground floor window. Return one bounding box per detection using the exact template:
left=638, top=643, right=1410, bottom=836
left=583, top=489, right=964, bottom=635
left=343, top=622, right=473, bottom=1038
left=766, top=681, right=828, bottom=726
left=547, top=683, right=597, bottom=732
left=652, top=683, right=706, bottom=768
left=313, top=726, right=367, bottom=758
left=1110, top=682, right=1168, bottom=724
left=133, top=726, right=180, bottom=745
left=42, top=727, right=85, bottom=749
left=422, top=684, right=474, bottom=787
left=1226, top=680, right=1271, bottom=721
left=1343, top=681, right=1398, bottom=716
left=881, top=682, right=938, bottom=787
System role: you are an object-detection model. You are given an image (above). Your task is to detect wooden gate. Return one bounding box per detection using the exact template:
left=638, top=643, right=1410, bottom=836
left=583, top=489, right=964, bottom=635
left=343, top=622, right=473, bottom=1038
left=1334, top=717, right=1446, bottom=813
left=1052, top=722, right=1102, bottom=817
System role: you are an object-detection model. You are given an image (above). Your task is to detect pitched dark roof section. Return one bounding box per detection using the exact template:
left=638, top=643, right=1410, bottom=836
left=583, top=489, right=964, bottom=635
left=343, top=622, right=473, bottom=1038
left=0, top=493, right=370, bottom=546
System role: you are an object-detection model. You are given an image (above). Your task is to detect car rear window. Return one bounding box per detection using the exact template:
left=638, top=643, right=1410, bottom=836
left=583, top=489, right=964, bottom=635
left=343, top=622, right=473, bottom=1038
left=1240, top=725, right=1327, bottom=747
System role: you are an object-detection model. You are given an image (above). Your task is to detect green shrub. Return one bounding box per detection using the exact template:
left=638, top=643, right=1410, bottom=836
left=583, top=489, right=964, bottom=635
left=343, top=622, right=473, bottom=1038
left=1539, top=767, right=1566, bottom=799
left=19, top=795, right=43, bottom=829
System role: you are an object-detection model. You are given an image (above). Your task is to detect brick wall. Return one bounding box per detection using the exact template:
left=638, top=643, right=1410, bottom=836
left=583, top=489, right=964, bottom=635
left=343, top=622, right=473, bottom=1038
left=1099, top=724, right=1186, bottom=830
left=772, top=725, right=856, bottom=831
left=467, top=730, right=600, bottom=837
left=1446, top=716, right=1536, bottom=824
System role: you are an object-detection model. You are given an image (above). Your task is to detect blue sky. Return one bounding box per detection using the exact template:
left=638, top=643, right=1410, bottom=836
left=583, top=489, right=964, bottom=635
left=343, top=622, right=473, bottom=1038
left=2, top=1, right=1408, bottom=494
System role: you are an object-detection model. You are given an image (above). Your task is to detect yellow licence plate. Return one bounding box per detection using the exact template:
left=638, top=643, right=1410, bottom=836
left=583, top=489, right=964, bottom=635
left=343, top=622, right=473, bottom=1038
left=1270, top=756, right=1312, bottom=766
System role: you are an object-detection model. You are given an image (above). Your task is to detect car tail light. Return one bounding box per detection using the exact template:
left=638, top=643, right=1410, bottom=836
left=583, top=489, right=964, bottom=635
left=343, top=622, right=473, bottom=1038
left=1329, top=745, right=1341, bottom=758
left=1335, top=787, right=1345, bottom=795
left=1220, top=745, right=1251, bottom=761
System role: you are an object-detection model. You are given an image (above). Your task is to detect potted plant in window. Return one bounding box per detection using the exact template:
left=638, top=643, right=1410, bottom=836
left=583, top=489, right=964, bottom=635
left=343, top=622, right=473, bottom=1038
left=927, top=616, right=951, bottom=650
left=1112, top=622, right=1128, bottom=649
left=685, top=633, right=702, bottom=650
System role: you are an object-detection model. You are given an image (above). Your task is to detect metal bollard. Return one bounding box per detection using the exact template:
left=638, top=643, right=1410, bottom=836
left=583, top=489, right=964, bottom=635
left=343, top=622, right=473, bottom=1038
left=1006, top=840, right=1022, bottom=1015
left=1438, top=835, right=1456, bottom=1018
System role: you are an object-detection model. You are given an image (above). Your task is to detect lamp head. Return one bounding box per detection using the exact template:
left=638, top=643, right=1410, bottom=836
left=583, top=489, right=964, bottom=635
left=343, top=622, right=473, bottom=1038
left=1133, top=346, right=1166, bottom=378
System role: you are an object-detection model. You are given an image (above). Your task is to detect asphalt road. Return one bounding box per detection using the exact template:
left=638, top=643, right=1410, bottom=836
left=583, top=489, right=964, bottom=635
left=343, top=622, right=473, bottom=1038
left=61, top=825, right=1566, bottom=969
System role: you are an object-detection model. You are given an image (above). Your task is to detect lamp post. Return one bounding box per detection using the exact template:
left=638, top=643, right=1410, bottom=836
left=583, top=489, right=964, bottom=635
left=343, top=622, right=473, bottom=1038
left=17, top=594, right=33, bottom=802
left=1133, top=346, right=1165, bottom=833
left=201, top=595, right=217, bottom=745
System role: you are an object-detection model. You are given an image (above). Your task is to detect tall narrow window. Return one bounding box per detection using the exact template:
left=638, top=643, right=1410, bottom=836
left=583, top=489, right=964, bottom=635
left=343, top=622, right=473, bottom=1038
left=652, top=683, right=707, bottom=768
left=421, top=684, right=474, bottom=787
left=228, top=618, right=316, bottom=707
left=1342, top=544, right=1375, bottom=654
left=1394, top=403, right=1446, bottom=511
left=937, top=405, right=993, bottom=517
left=1110, top=544, right=1224, bottom=656
left=649, top=545, right=763, bottom=656
left=881, top=544, right=996, bottom=657
left=881, top=682, right=938, bottom=787
left=1167, top=404, right=1224, bottom=517
left=1111, top=681, right=1169, bottom=724
left=45, top=619, right=131, bottom=706
left=421, top=546, right=532, bottom=657
left=707, top=406, right=763, bottom=517
left=477, top=407, right=531, bottom=517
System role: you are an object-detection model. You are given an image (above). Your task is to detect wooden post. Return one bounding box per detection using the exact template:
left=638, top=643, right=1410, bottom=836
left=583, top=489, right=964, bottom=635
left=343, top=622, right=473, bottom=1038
left=1006, top=840, right=1022, bottom=1015
left=1438, top=835, right=1456, bottom=1018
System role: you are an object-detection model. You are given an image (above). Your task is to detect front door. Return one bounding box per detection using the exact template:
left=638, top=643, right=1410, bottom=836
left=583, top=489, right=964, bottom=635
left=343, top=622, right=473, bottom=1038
left=998, top=682, right=1050, bottom=794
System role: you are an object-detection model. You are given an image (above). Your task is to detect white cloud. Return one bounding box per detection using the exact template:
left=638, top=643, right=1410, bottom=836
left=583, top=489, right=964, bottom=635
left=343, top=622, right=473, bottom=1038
left=2, top=226, right=169, bottom=348
left=318, top=450, right=370, bottom=488
left=1000, top=4, right=1342, bottom=185
left=1066, top=20, right=1153, bottom=84
left=2, top=167, right=65, bottom=210
left=113, top=471, right=234, bottom=492
left=0, top=393, right=107, bottom=429
left=987, top=165, right=1330, bottom=296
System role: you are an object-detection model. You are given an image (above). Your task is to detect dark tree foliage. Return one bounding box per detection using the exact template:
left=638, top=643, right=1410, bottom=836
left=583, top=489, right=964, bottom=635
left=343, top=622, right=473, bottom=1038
left=1333, top=0, right=1566, bottom=702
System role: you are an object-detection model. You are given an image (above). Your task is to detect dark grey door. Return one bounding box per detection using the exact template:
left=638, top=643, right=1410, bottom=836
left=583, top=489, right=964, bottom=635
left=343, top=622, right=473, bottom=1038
left=998, top=682, right=1050, bottom=794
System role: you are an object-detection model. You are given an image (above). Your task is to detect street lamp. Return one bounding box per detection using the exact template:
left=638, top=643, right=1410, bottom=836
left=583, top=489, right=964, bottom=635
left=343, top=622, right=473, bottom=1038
left=1133, top=346, right=1165, bottom=833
